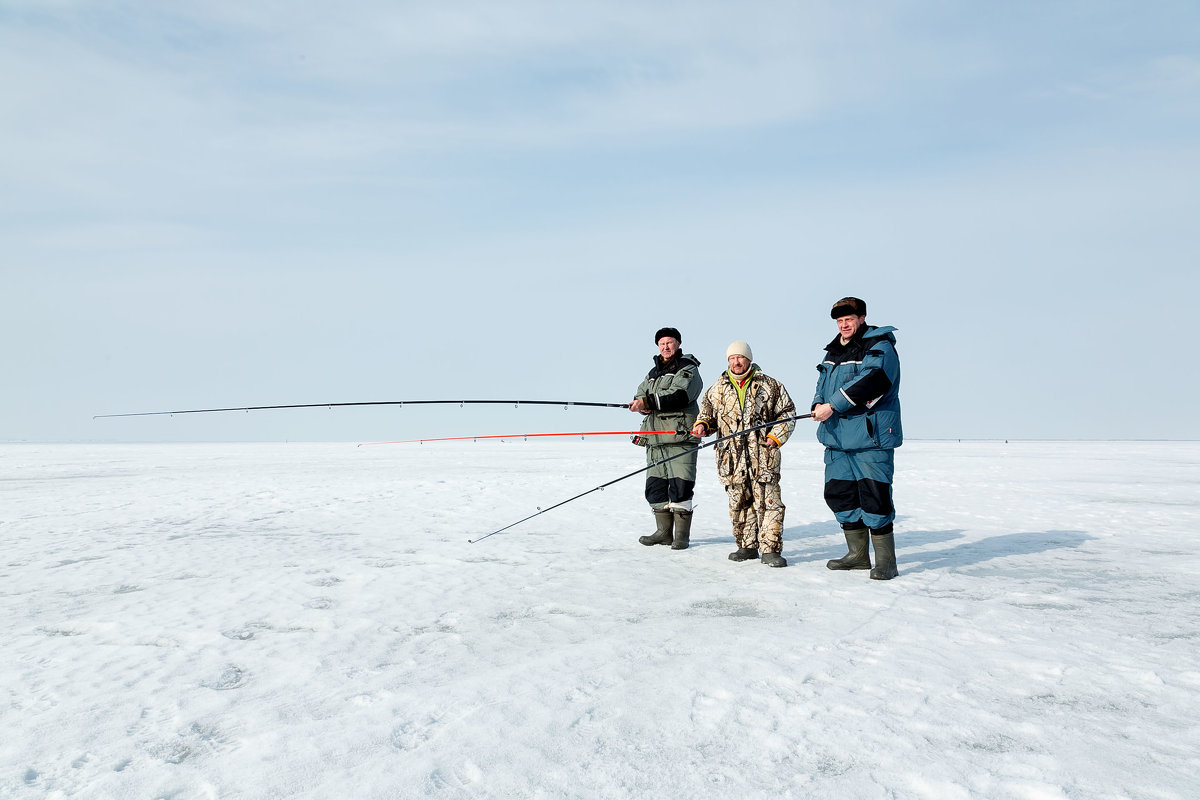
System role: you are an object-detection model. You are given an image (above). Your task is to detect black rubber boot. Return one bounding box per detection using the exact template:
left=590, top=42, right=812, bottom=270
left=870, top=531, right=899, bottom=580
left=670, top=510, right=692, bottom=550
left=827, top=527, right=872, bottom=570
left=728, top=547, right=759, bottom=562
left=761, top=551, right=787, bottom=568
left=639, top=510, right=674, bottom=546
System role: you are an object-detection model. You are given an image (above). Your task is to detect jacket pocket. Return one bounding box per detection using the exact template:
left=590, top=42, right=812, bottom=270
left=871, top=409, right=902, bottom=449
left=759, top=442, right=781, bottom=480
left=650, top=411, right=697, bottom=444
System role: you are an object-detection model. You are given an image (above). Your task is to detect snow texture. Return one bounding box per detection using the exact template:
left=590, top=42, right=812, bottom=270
left=2, top=440, right=1198, bottom=799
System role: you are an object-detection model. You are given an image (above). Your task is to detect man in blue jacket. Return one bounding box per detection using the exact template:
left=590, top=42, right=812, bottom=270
left=811, top=297, right=903, bottom=580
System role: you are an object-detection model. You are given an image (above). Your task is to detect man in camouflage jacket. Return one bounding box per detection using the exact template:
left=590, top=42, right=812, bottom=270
left=691, top=340, right=796, bottom=567
left=630, top=327, right=703, bottom=550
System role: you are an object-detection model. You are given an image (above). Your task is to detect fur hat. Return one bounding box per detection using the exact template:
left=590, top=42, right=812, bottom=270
left=830, top=297, right=866, bottom=319
left=725, top=340, right=753, bottom=361
left=654, top=327, right=682, bottom=344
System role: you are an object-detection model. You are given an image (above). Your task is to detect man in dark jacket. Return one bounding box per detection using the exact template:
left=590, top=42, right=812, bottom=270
left=630, top=327, right=703, bottom=550
left=811, top=297, right=903, bottom=580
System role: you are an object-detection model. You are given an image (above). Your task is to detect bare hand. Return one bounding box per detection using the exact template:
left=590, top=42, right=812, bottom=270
left=690, top=424, right=707, bottom=438
left=812, top=403, right=834, bottom=422
left=630, top=398, right=647, bottom=414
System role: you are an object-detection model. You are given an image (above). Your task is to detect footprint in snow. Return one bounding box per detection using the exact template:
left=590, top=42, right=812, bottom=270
left=202, top=664, right=247, bottom=691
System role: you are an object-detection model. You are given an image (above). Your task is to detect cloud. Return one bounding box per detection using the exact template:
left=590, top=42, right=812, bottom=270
left=0, top=1, right=876, bottom=161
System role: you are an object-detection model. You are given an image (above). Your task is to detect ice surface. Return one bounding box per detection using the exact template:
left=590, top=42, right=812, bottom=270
left=2, top=440, right=1198, bottom=799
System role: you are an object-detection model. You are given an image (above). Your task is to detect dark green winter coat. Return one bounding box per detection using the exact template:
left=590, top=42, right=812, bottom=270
left=635, top=353, right=702, bottom=446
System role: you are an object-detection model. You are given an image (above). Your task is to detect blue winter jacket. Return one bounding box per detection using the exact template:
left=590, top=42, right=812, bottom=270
left=812, top=325, right=903, bottom=451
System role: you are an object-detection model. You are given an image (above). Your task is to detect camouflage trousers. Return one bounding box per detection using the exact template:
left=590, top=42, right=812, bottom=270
left=725, top=480, right=785, bottom=553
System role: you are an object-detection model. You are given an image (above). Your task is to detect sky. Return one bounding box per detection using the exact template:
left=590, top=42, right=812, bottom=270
left=2, top=0, right=1198, bottom=442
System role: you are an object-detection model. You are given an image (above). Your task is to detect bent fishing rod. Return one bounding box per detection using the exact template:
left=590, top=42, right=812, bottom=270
left=94, top=399, right=630, bottom=419
left=469, top=413, right=813, bottom=544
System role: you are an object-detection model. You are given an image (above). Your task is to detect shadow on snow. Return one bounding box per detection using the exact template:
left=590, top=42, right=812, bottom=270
left=897, top=529, right=1093, bottom=574
left=768, top=522, right=1094, bottom=574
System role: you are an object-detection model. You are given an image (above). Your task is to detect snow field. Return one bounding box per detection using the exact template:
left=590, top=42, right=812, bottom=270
left=2, top=441, right=1198, bottom=799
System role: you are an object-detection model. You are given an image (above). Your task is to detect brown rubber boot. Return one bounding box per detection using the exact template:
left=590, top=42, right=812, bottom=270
left=638, top=510, right=674, bottom=546
left=826, top=527, right=871, bottom=570
left=869, top=531, right=899, bottom=580
left=670, top=510, right=692, bottom=550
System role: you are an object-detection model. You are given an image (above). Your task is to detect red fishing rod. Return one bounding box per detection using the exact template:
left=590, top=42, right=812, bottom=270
left=94, top=399, right=630, bottom=419
left=358, top=430, right=684, bottom=446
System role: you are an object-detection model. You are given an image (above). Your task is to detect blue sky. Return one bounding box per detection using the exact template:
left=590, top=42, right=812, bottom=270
left=3, top=1, right=1198, bottom=442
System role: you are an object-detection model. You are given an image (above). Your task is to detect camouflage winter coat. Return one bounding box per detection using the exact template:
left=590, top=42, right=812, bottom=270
left=694, top=367, right=796, bottom=485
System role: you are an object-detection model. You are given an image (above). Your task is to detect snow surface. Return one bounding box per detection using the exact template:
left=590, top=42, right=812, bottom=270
left=3, top=440, right=1198, bottom=800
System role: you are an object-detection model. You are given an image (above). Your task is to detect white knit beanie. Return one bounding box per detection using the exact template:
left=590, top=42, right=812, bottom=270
left=725, top=340, right=753, bottom=361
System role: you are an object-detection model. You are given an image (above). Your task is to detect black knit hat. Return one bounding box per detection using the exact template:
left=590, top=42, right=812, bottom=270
left=654, top=327, right=682, bottom=344
left=830, top=297, right=866, bottom=319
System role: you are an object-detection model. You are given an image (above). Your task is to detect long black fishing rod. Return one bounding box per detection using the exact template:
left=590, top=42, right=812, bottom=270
left=94, top=399, right=630, bottom=419
left=469, top=412, right=813, bottom=543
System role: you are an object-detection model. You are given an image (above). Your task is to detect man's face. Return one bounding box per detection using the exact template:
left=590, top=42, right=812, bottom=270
left=836, top=314, right=865, bottom=340
left=658, top=337, right=680, bottom=360
left=727, top=354, right=751, bottom=375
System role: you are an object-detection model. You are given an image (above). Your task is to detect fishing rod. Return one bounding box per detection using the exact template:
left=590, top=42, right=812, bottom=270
left=358, top=430, right=685, bottom=446
left=469, top=413, right=813, bottom=543
left=94, top=399, right=630, bottom=419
